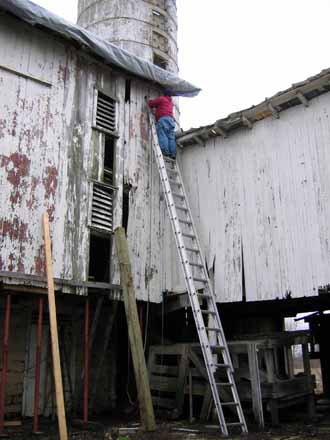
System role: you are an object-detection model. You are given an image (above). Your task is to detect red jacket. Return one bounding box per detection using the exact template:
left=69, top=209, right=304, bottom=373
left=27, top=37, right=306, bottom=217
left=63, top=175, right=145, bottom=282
left=148, top=96, right=174, bottom=122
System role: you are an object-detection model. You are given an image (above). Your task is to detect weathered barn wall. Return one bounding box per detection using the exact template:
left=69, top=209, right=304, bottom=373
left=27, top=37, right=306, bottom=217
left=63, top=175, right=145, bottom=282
left=112, top=78, right=182, bottom=302
left=180, top=92, right=330, bottom=303
left=0, top=14, right=180, bottom=302
left=0, top=14, right=91, bottom=284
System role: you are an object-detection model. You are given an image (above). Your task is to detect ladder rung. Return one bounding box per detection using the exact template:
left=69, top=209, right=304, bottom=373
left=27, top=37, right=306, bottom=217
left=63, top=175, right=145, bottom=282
left=197, top=293, right=212, bottom=298
left=226, top=422, right=245, bottom=427
left=221, top=402, right=239, bottom=406
left=189, top=261, right=203, bottom=268
left=166, top=168, right=177, bottom=174
left=216, top=382, right=233, bottom=386
left=164, top=156, right=175, bottom=162
left=179, top=219, right=192, bottom=225
left=201, top=310, right=216, bottom=315
left=182, top=233, right=196, bottom=239
left=210, top=345, right=225, bottom=352
left=165, top=165, right=176, bottom=171
left=205, top=327, right=220, bottom=332
left=193, top=277, right=207, bottom=283
left=169, top=179, right=181, bottom=186
left=172, top=192, right=184, bottom=199
left=185, top=247, right=199, bottom=253
left=214, top=363, right=231, bottom=368
left=175, top=205, right=188, bottom=212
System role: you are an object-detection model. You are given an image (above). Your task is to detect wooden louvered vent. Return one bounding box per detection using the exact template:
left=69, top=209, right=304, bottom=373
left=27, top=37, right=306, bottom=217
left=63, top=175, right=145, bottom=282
left=91, top=182, right=113, bottom=233
left=96, top=92, right=116, bottom=133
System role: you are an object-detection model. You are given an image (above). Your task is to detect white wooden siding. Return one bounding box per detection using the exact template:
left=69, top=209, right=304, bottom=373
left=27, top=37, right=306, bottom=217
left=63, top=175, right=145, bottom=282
left=0, top=14, right=180, bottom=302
left=180, top=93, right=330, bottom=302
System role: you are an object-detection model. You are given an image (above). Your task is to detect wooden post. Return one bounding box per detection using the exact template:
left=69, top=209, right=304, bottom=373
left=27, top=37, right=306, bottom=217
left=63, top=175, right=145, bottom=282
left=247, top=343, right=264, bottom=428
left=43, top=213, right=68, bottom=440
left=114, top=227, right=156, bottom=431
left=33, top=296, right=44, bottom=434
left=83, top=298, right=89, bottom=426
left=0, top=294, right=11, bottom=437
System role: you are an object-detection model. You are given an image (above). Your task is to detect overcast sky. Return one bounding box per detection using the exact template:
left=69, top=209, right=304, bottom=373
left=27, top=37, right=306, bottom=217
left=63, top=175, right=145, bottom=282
left=32, top=0, right=330, bottom=129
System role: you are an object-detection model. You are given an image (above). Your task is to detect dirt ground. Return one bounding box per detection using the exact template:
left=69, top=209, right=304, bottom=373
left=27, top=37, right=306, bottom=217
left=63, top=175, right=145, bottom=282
left=3, top=414, right=330, bottom=440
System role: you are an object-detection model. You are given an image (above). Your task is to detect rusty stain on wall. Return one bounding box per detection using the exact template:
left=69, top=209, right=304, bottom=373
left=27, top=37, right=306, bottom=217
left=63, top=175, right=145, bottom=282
left=42, top=165, right=58, bottom=198
left=34, top=245, right=46, bottom=275
left=0, top=13, right=181, bottom=300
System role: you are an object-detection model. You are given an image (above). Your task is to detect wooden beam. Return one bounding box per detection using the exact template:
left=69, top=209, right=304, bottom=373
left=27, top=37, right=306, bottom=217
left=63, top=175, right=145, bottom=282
left=43, top=213, right=68, bottom=440
left=0, top=270, right=121, bottom=291
left=114, top=227, right=156, bottom=431
left=174, top=346, right=189, bottom=415
left=267, top=102, right=280, bottom=119
left=296, top=91, right=309, bottom=107
left=247, top=343, right=264, bottom=428
left=193, top=135, right=204, bottom=146
left=242, top=115, right=253, bottom=129
left=213, top=123, right=228, bottom=138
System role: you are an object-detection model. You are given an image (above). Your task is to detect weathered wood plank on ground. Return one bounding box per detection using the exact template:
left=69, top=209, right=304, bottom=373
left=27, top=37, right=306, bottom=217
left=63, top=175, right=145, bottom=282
left=114, top=227, right=156, bottom=431
left=43, top=213, right=68, bottom=440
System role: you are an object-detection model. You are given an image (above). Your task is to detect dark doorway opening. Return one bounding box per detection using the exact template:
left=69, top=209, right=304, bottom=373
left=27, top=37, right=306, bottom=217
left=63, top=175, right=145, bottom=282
left=88, top=233, right=110, bottom=282
left=104, top=136, right=115, bottom=185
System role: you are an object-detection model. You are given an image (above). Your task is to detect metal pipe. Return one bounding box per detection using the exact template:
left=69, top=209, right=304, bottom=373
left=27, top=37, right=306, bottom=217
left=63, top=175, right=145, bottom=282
left=83, top=298, right=89, bottom=425
left=0, top=294, right=11, bottom=436
left=33, top=297, right=44, bottom=434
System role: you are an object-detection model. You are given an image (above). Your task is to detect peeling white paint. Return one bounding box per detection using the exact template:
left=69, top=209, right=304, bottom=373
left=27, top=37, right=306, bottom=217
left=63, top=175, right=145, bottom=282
left=180, top=92, right=330, bottom=303
left=0, top=14, right=181, bottom=302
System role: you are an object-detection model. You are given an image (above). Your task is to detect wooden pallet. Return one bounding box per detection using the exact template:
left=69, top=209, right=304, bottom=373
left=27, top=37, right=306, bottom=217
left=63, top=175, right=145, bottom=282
left=148, top=343, right=228, bottom=420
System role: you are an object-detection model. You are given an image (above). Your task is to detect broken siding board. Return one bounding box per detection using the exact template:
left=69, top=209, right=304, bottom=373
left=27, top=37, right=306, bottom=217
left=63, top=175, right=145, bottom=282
left=124, top=81, right=175, bottom=301
left=120, top=79, right=185, bottom=301
left=179, top=137, right=243, bottom=303
left=110, top=76, right=127, bottom=287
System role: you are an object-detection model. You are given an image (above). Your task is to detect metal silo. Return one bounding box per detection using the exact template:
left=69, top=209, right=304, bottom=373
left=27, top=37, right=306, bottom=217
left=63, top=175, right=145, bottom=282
left=77, top=0, right=178, bottom=74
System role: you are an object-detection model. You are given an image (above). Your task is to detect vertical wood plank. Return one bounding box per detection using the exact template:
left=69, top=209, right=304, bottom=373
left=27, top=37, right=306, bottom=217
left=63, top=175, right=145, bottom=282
left=89, top=302, right=118, bottom=411
left=42, top=213, right=68, bottom=440
left=175, top=345, right=188, bottom=415
left=114, top=226, right=156, bottom=431
left=247, top=343, right=264, bottom=428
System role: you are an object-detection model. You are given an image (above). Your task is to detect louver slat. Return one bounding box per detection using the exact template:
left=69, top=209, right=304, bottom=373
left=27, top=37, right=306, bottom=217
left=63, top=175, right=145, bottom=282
left=91, top=182, right=113, bottom=233
left=96, top=92, right=116, bottom=133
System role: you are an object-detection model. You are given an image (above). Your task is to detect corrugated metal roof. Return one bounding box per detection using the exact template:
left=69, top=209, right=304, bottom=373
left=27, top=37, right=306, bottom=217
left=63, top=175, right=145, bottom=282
left=177, top=68, right=330, bottom=146
left=0, top=0, right=201, bottom=97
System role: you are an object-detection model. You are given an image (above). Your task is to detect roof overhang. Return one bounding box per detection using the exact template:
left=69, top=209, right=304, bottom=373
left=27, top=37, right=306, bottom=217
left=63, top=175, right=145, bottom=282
left=177, top=68, right=330, bottom=147
left=0, top=0, right=201, bottom=97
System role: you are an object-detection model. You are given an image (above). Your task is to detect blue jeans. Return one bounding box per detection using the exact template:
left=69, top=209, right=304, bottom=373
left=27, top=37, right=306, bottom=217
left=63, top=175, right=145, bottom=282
left=156, top=116, right=176, bottom=157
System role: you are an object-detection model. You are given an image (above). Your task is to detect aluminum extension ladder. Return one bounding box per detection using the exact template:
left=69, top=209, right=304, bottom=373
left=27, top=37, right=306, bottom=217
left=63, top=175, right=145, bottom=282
left=148, top=113, right=248, bottom=436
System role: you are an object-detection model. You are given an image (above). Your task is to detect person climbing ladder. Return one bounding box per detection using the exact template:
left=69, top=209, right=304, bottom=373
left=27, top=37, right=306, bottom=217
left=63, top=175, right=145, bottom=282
left=148, top=89, right=176, bottom=159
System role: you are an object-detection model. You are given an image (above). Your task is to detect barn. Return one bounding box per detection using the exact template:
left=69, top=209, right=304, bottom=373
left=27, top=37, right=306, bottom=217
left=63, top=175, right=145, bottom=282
left=1, top=0, right=330, bottom=435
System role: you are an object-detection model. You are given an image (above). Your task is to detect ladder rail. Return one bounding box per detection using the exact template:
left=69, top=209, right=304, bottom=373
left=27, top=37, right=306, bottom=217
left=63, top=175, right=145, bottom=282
left=148, top=111, right=247, bottom=435
left=172, top=153, right=247, bottom=432
left=174, top=161, right=234, bottom=370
